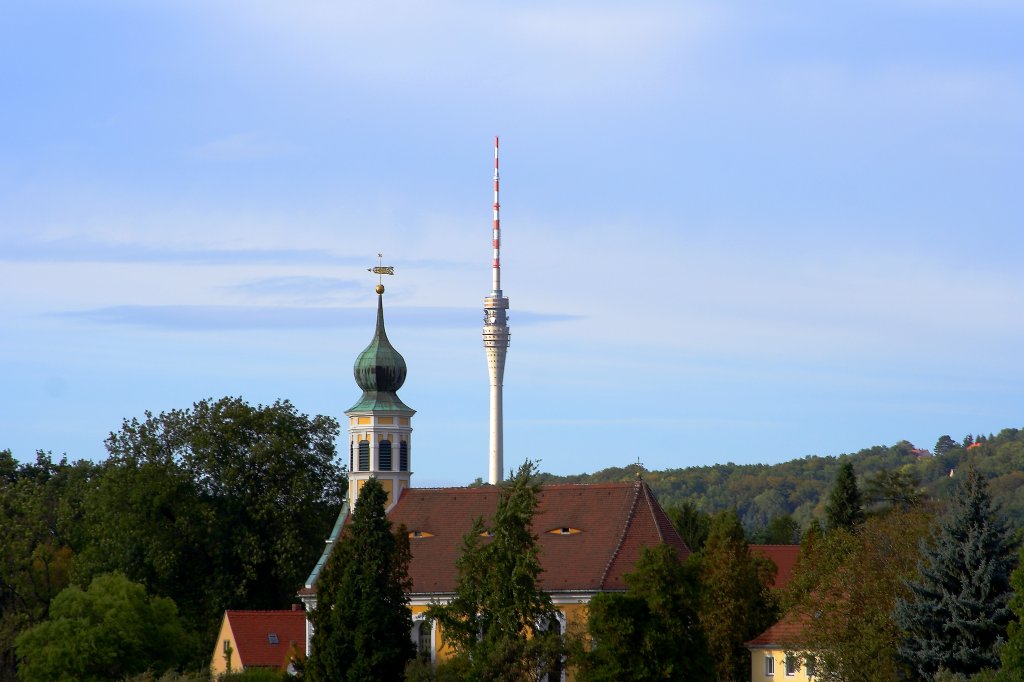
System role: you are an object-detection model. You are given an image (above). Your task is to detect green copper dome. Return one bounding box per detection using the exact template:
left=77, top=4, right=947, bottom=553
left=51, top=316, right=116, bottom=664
left=348, top=293, right=412, bottom=413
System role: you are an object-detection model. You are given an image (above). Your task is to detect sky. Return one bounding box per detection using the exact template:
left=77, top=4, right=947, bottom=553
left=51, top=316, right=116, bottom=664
left=2, top=1, right=1023, bottom=486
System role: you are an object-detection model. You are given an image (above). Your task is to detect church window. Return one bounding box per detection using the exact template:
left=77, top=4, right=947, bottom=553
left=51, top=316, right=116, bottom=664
left=380, top=440, right=393, bottom=471
left=358, top=440, right=369, bottom=471
left=349, top=441, right=354, bottom=472
left=399, top=440, right=409, bottom=471
left=412, top=619, right=432, bottom=662
left=538, top=614, right=565, bottom=681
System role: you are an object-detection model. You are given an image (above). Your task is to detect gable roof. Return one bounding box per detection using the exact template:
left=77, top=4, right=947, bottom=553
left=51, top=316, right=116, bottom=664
left=745, top=611, right=811, bottom=649
left=309, top=480, right=688, bottom=596
left=224, top=610, right=305, bottom=669
left=749, top=544, right=801, bottom=590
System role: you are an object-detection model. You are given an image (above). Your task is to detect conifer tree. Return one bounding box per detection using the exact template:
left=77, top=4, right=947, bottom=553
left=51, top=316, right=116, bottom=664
left=1001, top=545, right=1024, bottom=674
left=426, top=460, right=563, bottom=681
left=307, top=478, right=413, bottom=682
left=894, top=466, right=1015, bottom=678
left=825, top=461, right=866, bottom=531
left=695, top=510, right=777, bottom=682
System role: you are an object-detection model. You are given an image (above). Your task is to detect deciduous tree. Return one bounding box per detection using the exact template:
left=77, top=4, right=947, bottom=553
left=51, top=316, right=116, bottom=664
left=15, top=573, right=188, bottom=682
left=306, top=477, right=413, bottom=682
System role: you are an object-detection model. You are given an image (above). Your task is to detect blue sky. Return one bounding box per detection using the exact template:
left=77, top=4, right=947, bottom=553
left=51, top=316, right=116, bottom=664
left=2, top=1, right=1022, bottom=485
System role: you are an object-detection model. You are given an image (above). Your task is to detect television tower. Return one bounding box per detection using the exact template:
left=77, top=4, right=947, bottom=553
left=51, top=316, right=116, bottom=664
left=483, top=136, right=510, bottom=485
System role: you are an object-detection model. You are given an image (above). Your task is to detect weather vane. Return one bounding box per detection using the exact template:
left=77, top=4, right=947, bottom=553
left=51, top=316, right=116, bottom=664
left=368, top=253, right=395, bottom=293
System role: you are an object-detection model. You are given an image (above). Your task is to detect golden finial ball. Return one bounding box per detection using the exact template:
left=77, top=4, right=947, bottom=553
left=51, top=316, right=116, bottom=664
left=375, top=284, right=385, bottom=294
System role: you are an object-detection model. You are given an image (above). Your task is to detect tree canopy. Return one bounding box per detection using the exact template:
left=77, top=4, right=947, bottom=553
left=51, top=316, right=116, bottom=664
left=15, top=573, right=188, bottom=682
left=825, top=461, right=865, bottom=531
left=574, top=544, right=711, bottom=681
left=307, top=477, right=413, bottom=682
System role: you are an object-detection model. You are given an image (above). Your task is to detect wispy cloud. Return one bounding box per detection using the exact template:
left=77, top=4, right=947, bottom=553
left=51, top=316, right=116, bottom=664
left=53, top=305, right=579, bottom=331
left=227, top=276, right=362, bottom=303
left=187, top=133, right=299, bottom=161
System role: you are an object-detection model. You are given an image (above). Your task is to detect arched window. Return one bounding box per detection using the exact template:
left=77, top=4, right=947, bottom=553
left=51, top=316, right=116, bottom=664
left=538, top=613, right=565, bottom=682
left=358, top=440, right=369, bottom=471
left=379, top=440, right=392, bottom=471
left=399, top=440, right=409, bottom=471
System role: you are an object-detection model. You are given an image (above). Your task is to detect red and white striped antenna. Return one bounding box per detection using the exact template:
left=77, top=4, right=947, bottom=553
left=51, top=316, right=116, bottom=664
left=492, top=136, right=501, bottom=293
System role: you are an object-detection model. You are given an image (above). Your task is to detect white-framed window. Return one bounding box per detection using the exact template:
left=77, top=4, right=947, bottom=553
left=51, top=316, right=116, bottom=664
left=410, top=617, right=434, bottom=664
left=785, top=653, right=799, bottom=676
left=765, top=655, right=775, bottom=677
left=805, top=656, right=816, bottom=679
left=537, top=611, right=567, bottom=682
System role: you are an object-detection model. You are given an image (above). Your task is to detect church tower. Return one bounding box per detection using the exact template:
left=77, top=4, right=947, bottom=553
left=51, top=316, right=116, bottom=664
left=345, top=272, right=414, bottom=511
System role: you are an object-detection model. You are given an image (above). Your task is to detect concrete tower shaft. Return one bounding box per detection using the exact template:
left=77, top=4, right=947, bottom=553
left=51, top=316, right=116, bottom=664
left=483, top=136, right=510, bottom=485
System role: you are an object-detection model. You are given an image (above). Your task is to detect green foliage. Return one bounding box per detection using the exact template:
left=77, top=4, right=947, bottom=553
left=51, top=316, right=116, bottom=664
left=784, top=507, right=932, bottom=682
left=15, top=573, right=188, bottom=682
left=752, top=513, right=800, bottom=544
left=665, top=500, right=711, bottom=552
left=864, top=468, right=924, bottom=514
left=0, top=451, right=98, bottom=681
left=1002, top=545, right=1024, bottom=673
left=825, top=461, right=865, bottom=531
left=427, top=460, right=563, bottom=681
left=76, top=397, right=343, bottom=658
left=221, top=670, right=289, bottom=681
left=574, top=544, right=712, bottom=681
left=895, top=466, right=1016, bottom=679
left=694, top=510, right=777, bottom=682
left=307, top=478, right=413, bottom=682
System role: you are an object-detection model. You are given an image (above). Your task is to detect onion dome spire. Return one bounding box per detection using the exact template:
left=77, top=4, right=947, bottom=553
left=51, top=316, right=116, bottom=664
left=349, top=263, right=411, bottom=412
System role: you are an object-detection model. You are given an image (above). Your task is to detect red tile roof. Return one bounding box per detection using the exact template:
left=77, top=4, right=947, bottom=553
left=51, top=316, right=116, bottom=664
left=749, top=544, right=801, bottom=590
left=745, top=611, right=811, bottom=648
left=381, top=480, right=689, bottom=595
left=225, top=610, right=305, bottom=669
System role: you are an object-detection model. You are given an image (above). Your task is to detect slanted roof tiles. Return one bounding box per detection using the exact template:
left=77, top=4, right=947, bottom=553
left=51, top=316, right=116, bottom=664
left=749, top=544, right=801, bottom=590
left=224, top=610, right=305, bottom=669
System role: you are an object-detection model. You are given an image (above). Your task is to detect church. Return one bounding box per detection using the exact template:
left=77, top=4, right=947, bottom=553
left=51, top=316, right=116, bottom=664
left=212, top=140, right=690, bottom=678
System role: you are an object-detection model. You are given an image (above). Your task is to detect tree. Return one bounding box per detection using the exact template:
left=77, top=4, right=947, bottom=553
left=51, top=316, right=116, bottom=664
left=574, top=544, right=712, bottom=681
left=864, top=469, right=924, bottom=514
left=1001, top=544, right=1024, bottom=675
left=0, top=452, right=96, bottom=682
left=894, top=466, right=1016, bottom=678
left=783, top=507, right=933, bottom=682
left=427, top=460, right=563, bottom=681
left=694, top=510, right=777, bottom=682
left=665, top=500, right=711, bottom=552
left=825, top=461, right=865, bottom=531
left=306, top=477, right=413, bottom=682
left=15, top=573, right=188, bottom=682
left=934, top=435, right=960, bottom=457
left=77, top=397, right=343, bottom=655
left=754, top=513, right=800, bottom=544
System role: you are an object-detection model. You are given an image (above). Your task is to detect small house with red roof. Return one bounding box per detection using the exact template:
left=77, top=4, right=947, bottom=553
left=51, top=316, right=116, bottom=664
left=210, top=609, right=305, bottom=677
left=746, top=611, right=815, bottom=681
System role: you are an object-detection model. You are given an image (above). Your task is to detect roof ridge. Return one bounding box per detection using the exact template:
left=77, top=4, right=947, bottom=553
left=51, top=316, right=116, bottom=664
left=638, top=480, right=665, bottom=543
left=598, top=479, right=643, bottom=589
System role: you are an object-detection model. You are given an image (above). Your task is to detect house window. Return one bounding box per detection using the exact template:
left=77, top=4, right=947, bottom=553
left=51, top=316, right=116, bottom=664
left=805, top=657, right=816, bottom=679
left=537, top=613, right=566, bottom=682
left=379, top=440, right=392, bottom=471
left=358, top=440, right=369, bottom=471
left=399, top=441, right=409, bottom=471
left=268, top=632, right=279, bottom=645
left=765, top=655, right=775, bottom=676
left=785, top=654, right=798, bottom=676
left=223, top=639, right=231, bottom=653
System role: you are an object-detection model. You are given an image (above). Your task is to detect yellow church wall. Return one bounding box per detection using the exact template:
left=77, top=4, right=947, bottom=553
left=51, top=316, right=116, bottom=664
left=209, top=616, right=238, bottom=677
left=409, top=600, right=590, bottom=681
left=749, top=648, right=814, bottom=682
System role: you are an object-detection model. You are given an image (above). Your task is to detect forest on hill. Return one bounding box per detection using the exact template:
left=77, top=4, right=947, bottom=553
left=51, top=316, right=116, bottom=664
left=538, top=428, right=1024, bottom=532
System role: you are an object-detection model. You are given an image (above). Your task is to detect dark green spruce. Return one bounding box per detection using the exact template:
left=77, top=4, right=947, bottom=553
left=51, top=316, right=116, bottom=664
left=825, top=460, right=866, bottom=531
left=894, top=465, right=1015, bottom=678
left=307, top=477, right=414, bottom=682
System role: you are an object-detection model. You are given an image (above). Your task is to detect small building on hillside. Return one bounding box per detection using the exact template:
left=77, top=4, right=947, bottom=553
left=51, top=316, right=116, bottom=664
left=211, top=609, right=305, bottom=678
left=745, top=545, right=812, bottom=681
